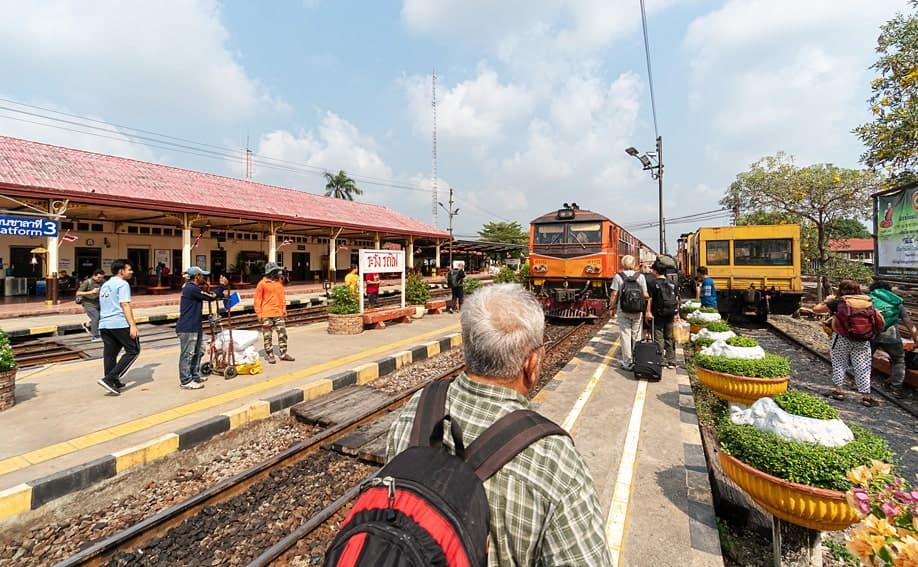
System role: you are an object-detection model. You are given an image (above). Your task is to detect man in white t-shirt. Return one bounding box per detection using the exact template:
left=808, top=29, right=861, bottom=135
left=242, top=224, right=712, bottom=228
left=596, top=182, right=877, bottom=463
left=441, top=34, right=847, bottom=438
left=96, top=259, right=141, bottom=395
left=609, top=254, right=650, bottom=371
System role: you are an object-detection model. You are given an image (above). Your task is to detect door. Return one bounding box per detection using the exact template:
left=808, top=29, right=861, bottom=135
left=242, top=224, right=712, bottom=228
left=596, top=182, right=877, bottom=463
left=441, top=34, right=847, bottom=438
left=10, top=247, right=41, bottom=277
left=292, top=252, right=309, bottom=282
left=75, top=247, right=102, bottom=279
left=210, top=250, right=227, bottom=280
left=127, top=248, right=151, bottom=285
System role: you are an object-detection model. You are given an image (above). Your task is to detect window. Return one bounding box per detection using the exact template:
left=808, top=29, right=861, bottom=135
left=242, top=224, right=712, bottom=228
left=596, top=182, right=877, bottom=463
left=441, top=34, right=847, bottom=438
left=733, top=239, right=793, bottom=266
left=534, top=224, right=563, bottom=245
left=569, top=222, right=601, bottom=245
left=705, top=240, right=730, bottom=265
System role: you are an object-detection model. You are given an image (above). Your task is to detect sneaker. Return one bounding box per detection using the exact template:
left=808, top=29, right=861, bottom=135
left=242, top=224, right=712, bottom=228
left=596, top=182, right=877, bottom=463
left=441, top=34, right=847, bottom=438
left=82, top=323, right=93, bottom=337
left=278, top=353, right=295, bottom=362
left=180, top=381, right=205, bottom=390
left=621, top=362, right=634, bottom=371
left=194, top=376, right=208, bottom=382
left=113, top=379, right=126, bottom=389
left=97, top=378, right=121, bottom=395
left=265, top=355, right=277, bottom=364
left=891, top=387, right=910, bottom=400
left=666, top=362, right=677, bottom=369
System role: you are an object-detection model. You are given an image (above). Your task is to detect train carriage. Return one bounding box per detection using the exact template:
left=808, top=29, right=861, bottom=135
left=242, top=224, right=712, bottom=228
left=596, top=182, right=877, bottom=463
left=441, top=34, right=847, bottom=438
left=677, top=224, right=803, bottom=320
left=527, top=204, right=647, bottom=320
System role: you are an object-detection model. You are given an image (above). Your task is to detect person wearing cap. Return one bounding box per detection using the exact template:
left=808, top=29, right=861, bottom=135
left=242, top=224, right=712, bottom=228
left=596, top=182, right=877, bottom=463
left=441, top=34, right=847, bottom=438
left=176, top=267, right=228, bottom=389
left=254, top=261, right=295, bottom=363
left=96, top=259, right=140, bottom=396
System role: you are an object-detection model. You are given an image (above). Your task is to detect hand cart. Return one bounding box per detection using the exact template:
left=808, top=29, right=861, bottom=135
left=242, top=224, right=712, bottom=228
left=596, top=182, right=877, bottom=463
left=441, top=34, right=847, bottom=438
left=200, top=291, right=238, bottom=379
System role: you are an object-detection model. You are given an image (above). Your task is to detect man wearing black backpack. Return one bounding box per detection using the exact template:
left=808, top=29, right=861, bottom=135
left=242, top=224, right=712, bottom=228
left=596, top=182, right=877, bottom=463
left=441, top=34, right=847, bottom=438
left=609, top=254, right=650, bottom=371
left=645, top=260, right=680, bottom=369
left=446, top=265, right=466, bottom=313
left=382, top=284, right=612, bottom=566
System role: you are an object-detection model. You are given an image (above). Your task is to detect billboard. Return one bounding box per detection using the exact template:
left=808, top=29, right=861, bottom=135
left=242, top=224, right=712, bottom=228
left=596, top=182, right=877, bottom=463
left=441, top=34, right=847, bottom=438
left=876, top=184, right=918, bottom=278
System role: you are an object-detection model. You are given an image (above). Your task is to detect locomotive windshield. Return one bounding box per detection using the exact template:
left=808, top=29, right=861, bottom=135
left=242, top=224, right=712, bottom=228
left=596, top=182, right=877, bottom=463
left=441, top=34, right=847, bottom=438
left=569, top=223, right=601, bottom=244
left=534, top=224, right=564, bottom=245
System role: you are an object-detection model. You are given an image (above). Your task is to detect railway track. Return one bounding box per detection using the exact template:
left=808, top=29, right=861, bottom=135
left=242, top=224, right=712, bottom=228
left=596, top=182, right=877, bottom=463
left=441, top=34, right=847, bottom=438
left=14, top=290, right=453, bottom=369
left=54, top=322, right=591, bottom=567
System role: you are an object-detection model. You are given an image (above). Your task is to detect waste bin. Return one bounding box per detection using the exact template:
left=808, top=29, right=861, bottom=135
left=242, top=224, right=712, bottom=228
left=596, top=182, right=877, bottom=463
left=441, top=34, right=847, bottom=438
left=35, top=280, right=46, bottom=296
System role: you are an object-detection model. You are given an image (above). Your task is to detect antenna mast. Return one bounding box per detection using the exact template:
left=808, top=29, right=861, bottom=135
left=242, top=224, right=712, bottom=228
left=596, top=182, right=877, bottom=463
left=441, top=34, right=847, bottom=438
left=431, top=71, right=438, bottom=228
left=244, top=135, right=253, bottom=180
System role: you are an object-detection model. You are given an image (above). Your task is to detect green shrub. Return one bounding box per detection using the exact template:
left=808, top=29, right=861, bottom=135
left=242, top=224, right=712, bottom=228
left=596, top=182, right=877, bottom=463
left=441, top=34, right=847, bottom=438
left=726, top=335, right=758, bottom=348
left=717, top=419, right=894, bottom=491
left=463, top=277, right=482, bottom=295
left=405, top=272, right=431, bottom=305
left=494, top=266, right=519, bottom=284
left=773, top=390, right=839, bottom=421
left=699, top=306, right=720, bottom=313
left=692, top=337, right=716, bottom=348
left=704, top=320, right=731, bottom=332
left=694, top=353, right=790, bottom=378
left=518, top=262, right=529, bottom=280
left=328, top=285, right=359, bottom=314
left=687, top=317, right=707, bottom=325
left=0, top=330, right=14, bottom=371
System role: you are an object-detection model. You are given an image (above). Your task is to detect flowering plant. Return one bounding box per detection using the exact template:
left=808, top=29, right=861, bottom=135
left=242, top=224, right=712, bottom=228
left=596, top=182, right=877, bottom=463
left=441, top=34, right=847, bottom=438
left=845, top=460, right=918, bottom=566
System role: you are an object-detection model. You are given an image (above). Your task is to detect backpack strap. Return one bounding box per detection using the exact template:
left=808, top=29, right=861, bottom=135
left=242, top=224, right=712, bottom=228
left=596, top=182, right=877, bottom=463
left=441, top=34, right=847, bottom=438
left=409, top=379, right=467, bottom=455
left=464, top=410, right=568, bottom=482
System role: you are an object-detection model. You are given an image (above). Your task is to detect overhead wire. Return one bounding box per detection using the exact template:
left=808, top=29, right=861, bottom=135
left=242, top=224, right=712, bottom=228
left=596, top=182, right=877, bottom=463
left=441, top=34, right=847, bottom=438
left=639, top=0, right=660, bottom=139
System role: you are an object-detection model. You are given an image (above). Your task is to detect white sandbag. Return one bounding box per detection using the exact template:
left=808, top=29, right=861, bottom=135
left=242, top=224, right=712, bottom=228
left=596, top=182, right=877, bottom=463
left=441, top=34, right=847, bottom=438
left=682, top=300, right=701, bottom=310
left=235, top=346, right=260, bottom=365
left=215, top=329, right=260, bottom=352
left=700, top=339, right=766, bottom=360
left=689, top=310, right=722, bottom=321
left=690, top=329, right=736, bottom=342
left=730, top=398, right=853, bottom=448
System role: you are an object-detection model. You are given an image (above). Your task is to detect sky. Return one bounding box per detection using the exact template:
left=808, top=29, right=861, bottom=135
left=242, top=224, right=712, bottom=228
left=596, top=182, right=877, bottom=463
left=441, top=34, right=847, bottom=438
left=0, top=0, right=908, bottom=252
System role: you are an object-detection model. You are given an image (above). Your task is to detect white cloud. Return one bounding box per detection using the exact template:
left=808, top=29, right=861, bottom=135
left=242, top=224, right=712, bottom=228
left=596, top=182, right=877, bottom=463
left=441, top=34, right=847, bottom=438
left=0, top=0, right=285, bottom=123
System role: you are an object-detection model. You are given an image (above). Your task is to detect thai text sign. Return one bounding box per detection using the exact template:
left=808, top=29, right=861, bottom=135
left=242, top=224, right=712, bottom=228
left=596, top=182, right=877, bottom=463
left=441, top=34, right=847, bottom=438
left=0, top=216, right=59, bottom=237
left=359, top=249, right=405, bottom=274
left=876, top=185, right=918, bottom=278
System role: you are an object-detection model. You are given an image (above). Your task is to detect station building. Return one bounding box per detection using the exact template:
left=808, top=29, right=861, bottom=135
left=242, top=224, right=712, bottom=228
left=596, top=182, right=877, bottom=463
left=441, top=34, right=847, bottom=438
left=0, top=136, right=451, bottom=302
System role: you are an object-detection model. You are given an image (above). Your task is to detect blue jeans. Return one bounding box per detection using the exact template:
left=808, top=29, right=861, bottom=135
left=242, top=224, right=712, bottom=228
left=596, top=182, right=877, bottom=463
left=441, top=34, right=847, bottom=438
left=178, top=330, right=204, bottom=385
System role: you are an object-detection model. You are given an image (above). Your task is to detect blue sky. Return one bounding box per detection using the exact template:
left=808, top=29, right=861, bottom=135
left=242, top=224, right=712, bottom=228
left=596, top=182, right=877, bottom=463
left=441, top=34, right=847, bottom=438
left=0, top=0, right=907, bottom=251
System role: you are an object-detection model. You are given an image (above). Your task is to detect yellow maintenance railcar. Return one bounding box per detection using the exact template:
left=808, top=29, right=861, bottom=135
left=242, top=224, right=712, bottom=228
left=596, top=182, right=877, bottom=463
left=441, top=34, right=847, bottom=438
left=677, top=224, right=802, bottom=320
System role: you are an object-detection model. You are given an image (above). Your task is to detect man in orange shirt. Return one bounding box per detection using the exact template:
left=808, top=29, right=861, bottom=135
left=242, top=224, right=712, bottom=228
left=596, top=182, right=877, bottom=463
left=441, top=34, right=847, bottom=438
left=254, top=262, right=294, bottom=364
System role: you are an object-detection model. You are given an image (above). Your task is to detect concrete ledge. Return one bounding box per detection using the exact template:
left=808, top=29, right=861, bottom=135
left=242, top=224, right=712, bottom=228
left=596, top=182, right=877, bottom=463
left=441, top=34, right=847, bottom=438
left=0, top=330, right=465, bottom=523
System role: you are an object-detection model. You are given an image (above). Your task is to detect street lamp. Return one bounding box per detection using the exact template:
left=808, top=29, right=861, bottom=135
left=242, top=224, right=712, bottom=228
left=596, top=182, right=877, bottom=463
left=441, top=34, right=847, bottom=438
left=625, top=136, right=664, bottom=253
left=438, top=187, right=459, bottom=268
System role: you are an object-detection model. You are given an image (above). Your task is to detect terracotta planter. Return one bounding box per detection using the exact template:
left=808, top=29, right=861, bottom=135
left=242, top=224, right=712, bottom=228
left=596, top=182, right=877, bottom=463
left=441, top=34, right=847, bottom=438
left=0, top=367, right=16, bottom=411
left=690, top=323, right=705, bottom=334
left=327, top=313, right=364, bottom=335
left=719, top=452, right=858, bottom=531
left=694, top=365, right=789, bottom=405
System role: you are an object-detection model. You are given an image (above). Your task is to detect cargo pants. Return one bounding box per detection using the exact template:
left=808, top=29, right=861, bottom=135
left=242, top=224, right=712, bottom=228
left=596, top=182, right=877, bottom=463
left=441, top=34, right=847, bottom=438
left=262, top=317, right=289, bottom=356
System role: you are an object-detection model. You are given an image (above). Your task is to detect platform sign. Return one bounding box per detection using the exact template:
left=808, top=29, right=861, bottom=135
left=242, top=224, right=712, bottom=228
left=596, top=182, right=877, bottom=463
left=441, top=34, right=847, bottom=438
left=876, top=185, right=918, bottom=278
left=0, top=216, right=59, bottom=237
left=359, top=249, right=406, bottom=311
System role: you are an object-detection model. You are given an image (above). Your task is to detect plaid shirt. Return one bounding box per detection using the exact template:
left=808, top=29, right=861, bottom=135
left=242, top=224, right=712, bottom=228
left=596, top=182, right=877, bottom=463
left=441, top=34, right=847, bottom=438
left=386, top=373, right=612, bottom=567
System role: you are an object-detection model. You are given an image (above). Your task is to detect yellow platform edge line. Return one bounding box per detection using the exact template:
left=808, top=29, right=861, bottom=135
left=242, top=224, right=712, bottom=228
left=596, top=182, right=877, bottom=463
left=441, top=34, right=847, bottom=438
left=0, top=483, right=32, bottom=522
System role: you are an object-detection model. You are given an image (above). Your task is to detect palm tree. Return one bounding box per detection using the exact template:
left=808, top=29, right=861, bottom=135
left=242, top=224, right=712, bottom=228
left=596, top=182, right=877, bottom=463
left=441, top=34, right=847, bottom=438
left=323, top=170, right=363, bottom=201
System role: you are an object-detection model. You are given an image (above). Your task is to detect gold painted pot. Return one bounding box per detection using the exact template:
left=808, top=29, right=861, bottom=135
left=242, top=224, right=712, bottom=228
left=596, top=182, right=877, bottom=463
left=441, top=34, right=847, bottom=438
left=694, top=366, right=788, bottom=405
left=690, top=323, right=705, bottom=334
left=719, top=452, right=858, bottom=531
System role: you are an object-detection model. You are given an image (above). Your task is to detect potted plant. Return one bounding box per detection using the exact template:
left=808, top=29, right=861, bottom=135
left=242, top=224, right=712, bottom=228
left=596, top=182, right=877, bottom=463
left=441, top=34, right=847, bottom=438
left=405, top=272, right=431, bottom=318
left=691, top=336, right=716, bottom=353
left=694, top=351, right=791, bottom=405
left=0, top=329, right=17, bottom=410
left=713, top=390, right=894, bottom=531
left=844, top=461, right=917, bottom=565
left=463, top=277, right=482, bottom=296
left=327, top=285, right=363, bottom=335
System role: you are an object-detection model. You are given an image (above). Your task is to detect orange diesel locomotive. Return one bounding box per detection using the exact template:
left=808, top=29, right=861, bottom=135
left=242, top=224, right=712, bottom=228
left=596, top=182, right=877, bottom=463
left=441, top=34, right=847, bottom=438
left=527, top=203, right=647, bottom=320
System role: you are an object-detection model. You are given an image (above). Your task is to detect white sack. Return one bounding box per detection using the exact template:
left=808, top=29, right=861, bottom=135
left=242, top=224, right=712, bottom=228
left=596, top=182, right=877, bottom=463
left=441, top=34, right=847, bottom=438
left=689, top=310, right=722, bottom=322
left=682, top=301, right=701, bottom=310
left=700, top=339, right=766, bottom=360
left=215, top=329, right=260, bottom=352
left=690, top=329, right=736, bottom=342
left=730, top=398, right=853, bottom=448
left=235, top=346, right=260, bottom=365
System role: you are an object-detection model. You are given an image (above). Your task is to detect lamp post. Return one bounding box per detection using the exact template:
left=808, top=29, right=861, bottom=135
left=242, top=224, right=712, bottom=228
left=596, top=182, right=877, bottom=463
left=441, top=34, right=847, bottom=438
left=625, top=136, right=665, bottom=253
left=438, top=187, right=459, bottom=268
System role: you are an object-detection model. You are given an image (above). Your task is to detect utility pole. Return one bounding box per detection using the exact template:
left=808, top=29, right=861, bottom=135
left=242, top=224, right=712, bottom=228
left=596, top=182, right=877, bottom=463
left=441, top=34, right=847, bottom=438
left=656, top=135, right=664, bottom=254
left=438, top=187, right=459, bottom=268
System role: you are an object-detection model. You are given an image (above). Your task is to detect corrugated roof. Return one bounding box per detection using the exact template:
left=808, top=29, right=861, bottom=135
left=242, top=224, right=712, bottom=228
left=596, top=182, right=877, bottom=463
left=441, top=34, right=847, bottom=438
left=829, top=238, right=874, bottom=252
left=0, top=136, right=448, bottom=238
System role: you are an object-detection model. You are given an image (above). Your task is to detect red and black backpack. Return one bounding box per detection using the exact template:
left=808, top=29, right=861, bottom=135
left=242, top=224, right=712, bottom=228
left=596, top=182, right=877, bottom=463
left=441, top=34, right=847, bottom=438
left=835, top=298, right=885, bottom=342
left=323, top=380, right=567, bottom=567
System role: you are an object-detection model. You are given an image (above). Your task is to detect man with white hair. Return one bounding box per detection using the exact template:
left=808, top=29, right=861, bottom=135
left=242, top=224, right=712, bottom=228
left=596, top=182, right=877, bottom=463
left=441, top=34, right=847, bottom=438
left=609, top=254, right=650, bottom=371
left=386, top=284, right=611, bottom=566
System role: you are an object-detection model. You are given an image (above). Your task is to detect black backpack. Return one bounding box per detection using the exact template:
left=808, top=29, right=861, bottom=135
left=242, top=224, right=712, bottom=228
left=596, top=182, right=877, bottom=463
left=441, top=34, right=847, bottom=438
left=618, top=272, right=646, bottom=313
left=652, top=279, right=678, bottom=318
left=323, top=380, right=567, bottom=567
left=447, top=269, right=464, bottom=289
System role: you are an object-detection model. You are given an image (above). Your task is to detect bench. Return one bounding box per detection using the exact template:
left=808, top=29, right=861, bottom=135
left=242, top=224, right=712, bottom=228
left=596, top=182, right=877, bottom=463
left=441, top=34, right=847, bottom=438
left=146, top=286, right=171, bottom=295
left=425, top=299, right=448, bottom=315
left=362, top=306, right=413, bottom=329
left=872, top=351, right=918, bottom=389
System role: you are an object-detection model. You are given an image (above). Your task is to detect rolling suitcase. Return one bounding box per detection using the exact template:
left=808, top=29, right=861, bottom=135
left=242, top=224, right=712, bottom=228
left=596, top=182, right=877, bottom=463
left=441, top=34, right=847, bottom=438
left=633, top=321, right=662, bottom=381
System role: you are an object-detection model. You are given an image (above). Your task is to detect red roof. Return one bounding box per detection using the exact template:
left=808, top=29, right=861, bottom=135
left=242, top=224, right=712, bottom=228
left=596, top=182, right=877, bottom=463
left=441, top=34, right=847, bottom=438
left=829, top=238, right=873, bottom=252
left=0, top=136, right=448, bottom=239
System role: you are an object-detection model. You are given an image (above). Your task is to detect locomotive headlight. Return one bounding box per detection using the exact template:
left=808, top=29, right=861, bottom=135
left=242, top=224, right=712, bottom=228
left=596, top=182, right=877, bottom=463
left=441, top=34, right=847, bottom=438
left=534, top=264, right=548, bottom=273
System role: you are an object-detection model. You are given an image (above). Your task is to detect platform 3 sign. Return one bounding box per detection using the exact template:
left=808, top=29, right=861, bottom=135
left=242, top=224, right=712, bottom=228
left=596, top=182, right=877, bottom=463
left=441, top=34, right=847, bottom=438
left=876, top=185, right=918, bottom=278
left=0, top=216, right=59, bottom=237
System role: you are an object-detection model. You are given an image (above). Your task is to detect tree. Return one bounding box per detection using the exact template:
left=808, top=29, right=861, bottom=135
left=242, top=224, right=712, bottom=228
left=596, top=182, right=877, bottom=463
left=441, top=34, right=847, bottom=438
left=477, top=221, right=528, bottom=245
left=853, top=2, right=918, bottom=182
left=721, top=153, right=879, bottom=299
left=323, top=170, right=363, bottom=201
left=830, top=218, right=871, bottom=239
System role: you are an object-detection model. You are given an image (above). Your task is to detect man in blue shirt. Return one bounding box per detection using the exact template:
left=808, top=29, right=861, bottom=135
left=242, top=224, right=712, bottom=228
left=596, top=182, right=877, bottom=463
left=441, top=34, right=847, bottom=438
left=97, top=259, right=140, bottom=395
left=176, top=267, right=228, bottom=390
left=697, top=266, right=717, bottom=308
